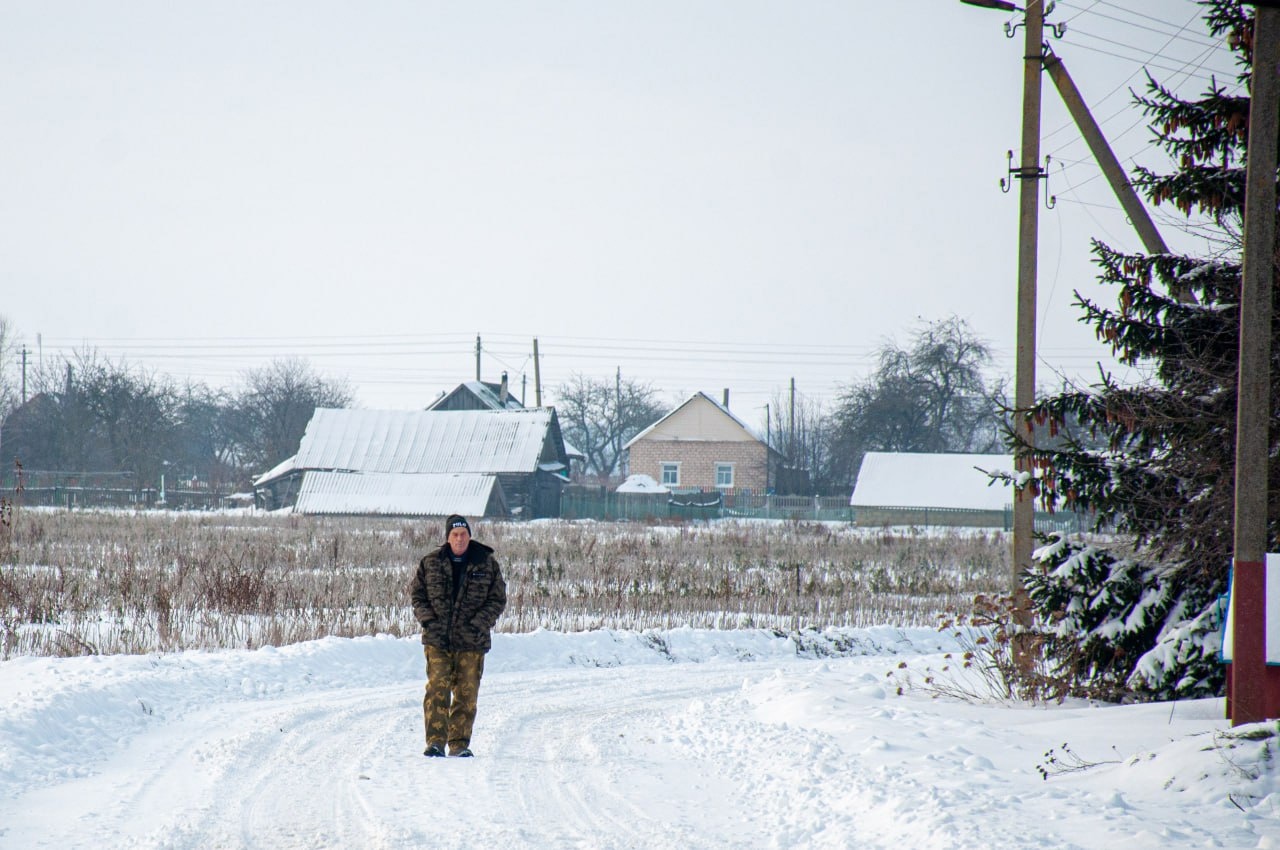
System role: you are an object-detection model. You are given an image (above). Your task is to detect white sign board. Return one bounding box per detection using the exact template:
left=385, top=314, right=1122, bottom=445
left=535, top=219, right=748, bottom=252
left=1220, top=553, right=1280, bottom=665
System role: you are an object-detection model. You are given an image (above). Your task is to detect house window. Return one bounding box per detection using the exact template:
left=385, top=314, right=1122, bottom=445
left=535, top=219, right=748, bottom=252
left=661, top=463, right=680, bottom=486
left=715, top=463, right=734, bottom=488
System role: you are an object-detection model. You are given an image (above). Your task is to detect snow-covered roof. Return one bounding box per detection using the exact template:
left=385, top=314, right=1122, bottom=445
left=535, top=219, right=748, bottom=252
left=254, top=454, right=298, bottom=488
left=293, top=471, right=503, bottom=517
left=288, top=408, right=559, bottom=475
left=616, top=474, right=669, bottom=494
left=850, top=452, right=1012, bottom=510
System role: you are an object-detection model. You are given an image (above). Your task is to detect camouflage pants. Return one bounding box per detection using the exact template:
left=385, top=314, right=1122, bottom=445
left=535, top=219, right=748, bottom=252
left=422, top=647, right=485, bottom=753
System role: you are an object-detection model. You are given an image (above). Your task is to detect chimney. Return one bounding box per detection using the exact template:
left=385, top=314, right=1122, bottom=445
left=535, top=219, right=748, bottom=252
left=500, top=371, right=509, bottom=405
left=722, top=388, right=730, bottom=408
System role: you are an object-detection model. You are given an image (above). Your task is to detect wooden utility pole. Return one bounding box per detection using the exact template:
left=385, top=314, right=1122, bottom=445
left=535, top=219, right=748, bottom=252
left=1011, top=0, right=1045, bottom=619
left=765, top=403, right=771, bottom=494
left=1231, top=4, right=1280, bottom=726
left=1042, top=51, right=1167, bottom=258
left=1043, top=49, right=1197, bottom=305
left=789, top=377, right=796, bottom=456
left=532, top=337, right=542, bottom=408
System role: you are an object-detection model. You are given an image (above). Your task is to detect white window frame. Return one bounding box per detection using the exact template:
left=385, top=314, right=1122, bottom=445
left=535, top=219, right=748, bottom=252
left=661, top=462, right=680, bottom=487
left=715, top=463, right=734, bottom=489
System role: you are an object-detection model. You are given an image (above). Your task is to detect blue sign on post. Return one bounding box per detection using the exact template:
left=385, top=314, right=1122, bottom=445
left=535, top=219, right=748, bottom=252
left=1221, top=553, right=1280, bottom=665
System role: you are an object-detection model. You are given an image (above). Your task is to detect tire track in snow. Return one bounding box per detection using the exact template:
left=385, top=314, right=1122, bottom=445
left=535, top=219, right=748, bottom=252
left=472, top=664, right=761, bottom=849
left=5, top=652, right=1130, bottom=850
left=221, top=690, right=412, bottom=849
left=0, top=663, right=767, bottom=850
left=0, top=685, right=424, bottom=849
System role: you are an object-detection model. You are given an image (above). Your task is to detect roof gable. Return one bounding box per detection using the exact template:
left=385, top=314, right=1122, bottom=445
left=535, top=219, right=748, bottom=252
left=426, top=380, right=523, bottom=411
left=625, top=392, right=761, bottom=447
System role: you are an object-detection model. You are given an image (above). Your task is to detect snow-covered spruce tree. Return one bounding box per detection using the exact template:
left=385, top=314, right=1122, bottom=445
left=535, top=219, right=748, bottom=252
left=1013, top=0, right=1274, bottom=701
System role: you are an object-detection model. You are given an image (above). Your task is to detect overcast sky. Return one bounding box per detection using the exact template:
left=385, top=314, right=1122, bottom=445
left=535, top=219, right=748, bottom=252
left=0, top=1, right=1244, bottom=419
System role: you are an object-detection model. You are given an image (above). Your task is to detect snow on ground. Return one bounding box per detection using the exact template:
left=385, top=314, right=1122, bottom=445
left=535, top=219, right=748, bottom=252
left=1, top=627, right=1277, bottom=850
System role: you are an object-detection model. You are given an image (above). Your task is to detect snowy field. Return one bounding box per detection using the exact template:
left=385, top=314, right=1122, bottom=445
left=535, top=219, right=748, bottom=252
left=1, top=627, right=1277, bottom=850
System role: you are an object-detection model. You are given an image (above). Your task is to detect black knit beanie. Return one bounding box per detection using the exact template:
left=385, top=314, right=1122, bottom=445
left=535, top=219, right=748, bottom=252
left=445, top=514, right=471, bottom=537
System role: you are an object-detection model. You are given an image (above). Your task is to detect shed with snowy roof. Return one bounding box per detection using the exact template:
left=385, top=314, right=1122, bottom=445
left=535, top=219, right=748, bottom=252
left=253, top=407, right=569, bottom=518
left=850, top=452, right=1013, bottom=527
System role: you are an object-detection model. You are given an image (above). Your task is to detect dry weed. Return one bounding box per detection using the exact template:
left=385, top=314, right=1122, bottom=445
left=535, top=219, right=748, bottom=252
left=1, top=512, right=1011, bottom=657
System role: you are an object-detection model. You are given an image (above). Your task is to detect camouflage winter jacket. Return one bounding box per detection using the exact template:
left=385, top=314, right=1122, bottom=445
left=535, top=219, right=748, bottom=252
left=409, top=540, right=507, bottom=653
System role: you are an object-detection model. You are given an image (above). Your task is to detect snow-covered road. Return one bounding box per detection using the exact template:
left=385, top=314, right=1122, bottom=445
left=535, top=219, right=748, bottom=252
left=1, top=629, right=1276, bottom=849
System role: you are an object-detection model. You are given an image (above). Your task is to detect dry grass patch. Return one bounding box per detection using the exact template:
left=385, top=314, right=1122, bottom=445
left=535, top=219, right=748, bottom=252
left=1, top=509, right=1011, bottom=658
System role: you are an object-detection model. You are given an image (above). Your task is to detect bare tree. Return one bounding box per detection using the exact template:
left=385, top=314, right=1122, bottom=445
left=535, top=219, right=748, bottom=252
left=829, top=317, right=1003, bottom=488
left=0, top=315, right=22, bottom=420
left=75, top=354, right=181, bottom=487
left=230, top=358, right=353, bottom=473
left=554, top=372, right=665, bottom=480
left=4, top=350, right=182, bottom=486
left=172, top=383, right=245, bottom=490
left=764, top=388, right=837, bottom=494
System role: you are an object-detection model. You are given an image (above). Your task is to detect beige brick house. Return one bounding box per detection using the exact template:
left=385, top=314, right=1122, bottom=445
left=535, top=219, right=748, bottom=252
left=624, top=392, right=775, bottom=494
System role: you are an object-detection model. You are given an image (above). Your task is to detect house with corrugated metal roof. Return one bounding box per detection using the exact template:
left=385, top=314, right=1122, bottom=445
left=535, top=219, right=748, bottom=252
left=253, top=407, right=570, bottom=518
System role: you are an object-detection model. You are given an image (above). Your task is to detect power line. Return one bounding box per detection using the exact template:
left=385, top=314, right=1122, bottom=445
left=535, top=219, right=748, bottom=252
left=1043, top=5, right=1235, bottom=150
left=22, top=333, right=1122, bottom=396
left=1065, top=3, right=1227, bottom=50
left=1067, top=28, right=1235, bottom=80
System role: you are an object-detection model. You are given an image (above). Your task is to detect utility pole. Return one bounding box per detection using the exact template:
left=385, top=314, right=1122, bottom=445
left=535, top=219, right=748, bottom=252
left=1231, top=3, right=1280, bottom=726
left=789, top=377, right=796, bottom=457
left=532, top=337, right=542, bottom=408
left=1042, top=51, right=1168, bottom=259
left=765, top=403, right=771, bottom=494
left=962, top=0, right=1048, bottom=610
left=20, top=345, right=28, bottom=404
left=1041, top=47, right=1193, bottom=303
left=1009, top=0, right=1045, bottom=624
left=965, top=0, right=1193, bottom=637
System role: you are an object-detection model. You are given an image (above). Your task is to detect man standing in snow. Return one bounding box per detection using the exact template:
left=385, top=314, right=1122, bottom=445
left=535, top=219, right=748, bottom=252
left=408, top=514, right=507, bottom=758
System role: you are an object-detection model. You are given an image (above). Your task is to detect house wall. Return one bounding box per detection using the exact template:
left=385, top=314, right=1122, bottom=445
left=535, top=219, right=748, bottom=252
left=628, top=439, right=767, bottom=493
left=646, top=398, right=758, bottom=442
left=430, top=392, right=487, bottom=412
left=495, top=471, right=564, bottom=519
